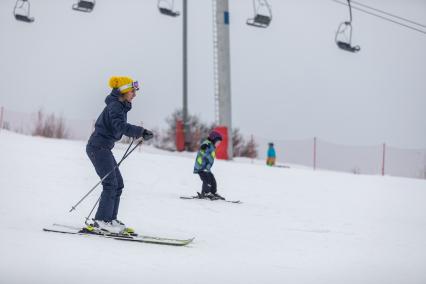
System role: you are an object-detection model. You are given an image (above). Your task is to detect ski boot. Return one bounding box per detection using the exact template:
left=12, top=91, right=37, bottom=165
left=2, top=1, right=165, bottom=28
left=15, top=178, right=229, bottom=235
left=85, top=220, right=124, bottom=235
left=212, top=192, right=225, bottom=200
left=112, top=219, right=136, bottom=236
left=198, top=192, right=219, bottom=200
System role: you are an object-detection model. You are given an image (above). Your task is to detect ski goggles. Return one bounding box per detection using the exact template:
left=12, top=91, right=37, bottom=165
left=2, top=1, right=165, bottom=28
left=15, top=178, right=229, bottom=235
left=118, top=81, right=140, bottom=92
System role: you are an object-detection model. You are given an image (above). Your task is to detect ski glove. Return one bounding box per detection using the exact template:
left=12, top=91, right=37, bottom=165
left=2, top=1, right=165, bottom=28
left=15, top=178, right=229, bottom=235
left=142, top=129, right=154, bottom=141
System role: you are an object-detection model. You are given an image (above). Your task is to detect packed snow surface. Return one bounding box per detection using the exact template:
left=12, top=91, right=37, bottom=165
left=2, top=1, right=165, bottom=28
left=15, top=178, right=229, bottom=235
left=0, top=130, right=425, bottom=284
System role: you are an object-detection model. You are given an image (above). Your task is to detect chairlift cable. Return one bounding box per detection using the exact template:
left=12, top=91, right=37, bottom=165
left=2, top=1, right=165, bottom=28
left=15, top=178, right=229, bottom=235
left=348, top=0, right=353, bottom=23
left=350, top=0, right=426, bottom=29
left=332, top=0, right=426, bottom=35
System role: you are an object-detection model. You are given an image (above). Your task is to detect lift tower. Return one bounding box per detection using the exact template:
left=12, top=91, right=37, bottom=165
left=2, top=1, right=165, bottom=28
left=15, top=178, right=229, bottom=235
left=212, top=0, right=233, bottom=158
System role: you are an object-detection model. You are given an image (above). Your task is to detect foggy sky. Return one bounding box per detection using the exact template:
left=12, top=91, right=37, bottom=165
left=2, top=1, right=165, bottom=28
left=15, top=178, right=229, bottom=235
left=0, top=0, right=425, bottom=148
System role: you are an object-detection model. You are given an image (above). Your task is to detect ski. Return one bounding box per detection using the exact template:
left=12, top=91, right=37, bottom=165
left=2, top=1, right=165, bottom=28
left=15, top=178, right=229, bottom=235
left=275, top=164, right=290, bottom=168
left=180, top=196, right=242, bottom=204
left=43, top=224, right=194, bottom=246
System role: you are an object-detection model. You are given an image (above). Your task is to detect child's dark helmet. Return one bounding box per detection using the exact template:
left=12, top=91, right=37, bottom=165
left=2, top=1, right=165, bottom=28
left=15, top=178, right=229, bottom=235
left=208, top=131, right=223, bottom=143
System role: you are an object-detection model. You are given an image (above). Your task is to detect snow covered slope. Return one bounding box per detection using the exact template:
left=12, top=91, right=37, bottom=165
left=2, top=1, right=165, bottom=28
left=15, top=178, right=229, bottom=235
left=0, top=130, right=425, bottom=284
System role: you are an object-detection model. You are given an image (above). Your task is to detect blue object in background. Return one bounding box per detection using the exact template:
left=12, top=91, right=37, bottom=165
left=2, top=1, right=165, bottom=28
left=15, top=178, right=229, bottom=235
left=224, top=11, right=229, bottom=25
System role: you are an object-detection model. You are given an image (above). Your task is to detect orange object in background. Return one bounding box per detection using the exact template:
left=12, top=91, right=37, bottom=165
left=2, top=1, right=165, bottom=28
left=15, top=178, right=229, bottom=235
left=266, top=157, right=276, bottom=166
left=213, top=126, right=229, bottom=160
left=176, top=120, right=185, bottom=152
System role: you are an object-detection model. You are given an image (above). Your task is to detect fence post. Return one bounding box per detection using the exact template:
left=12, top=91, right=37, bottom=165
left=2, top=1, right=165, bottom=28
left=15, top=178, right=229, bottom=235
left=381, top=143, right=386, bottom=176
left=0, top=106, right=4, bottom=132
left=423, top=152, right=426, bottom=179
left=139, top=121, right=144, bottom=152
left=250, top=134, right=255, bottom=164
left=313, top=137, right=317, bottom=171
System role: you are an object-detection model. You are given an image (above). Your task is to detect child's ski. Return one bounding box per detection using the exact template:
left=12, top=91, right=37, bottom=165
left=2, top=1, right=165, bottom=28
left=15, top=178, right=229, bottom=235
left=180, top=196, right=242, bottom=204
left=43, top=224, right=194, bottom=246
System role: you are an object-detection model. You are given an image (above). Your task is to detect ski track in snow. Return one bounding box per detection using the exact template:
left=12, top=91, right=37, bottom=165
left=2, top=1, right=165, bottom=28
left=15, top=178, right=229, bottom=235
left=1, top=130, right=426, bottom=284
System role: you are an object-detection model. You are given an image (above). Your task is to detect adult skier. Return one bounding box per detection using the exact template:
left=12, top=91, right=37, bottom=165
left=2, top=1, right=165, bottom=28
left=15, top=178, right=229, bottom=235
left=193, top=131, right=224, bottom=200
left=86, top=76, right=153, bottom=234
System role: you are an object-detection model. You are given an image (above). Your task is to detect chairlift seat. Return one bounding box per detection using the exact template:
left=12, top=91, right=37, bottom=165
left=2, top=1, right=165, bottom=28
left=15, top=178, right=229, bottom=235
left=247, top=14, right=271, bottom=28
left=159, top=7, right=180, bottom=17
left=73, top=1, right=95, bottom=12
left=14, top=14, right=34, bottom=23
left=254, top=14, right=271, bottom=25
left=337, top=41, right=360, bottom=53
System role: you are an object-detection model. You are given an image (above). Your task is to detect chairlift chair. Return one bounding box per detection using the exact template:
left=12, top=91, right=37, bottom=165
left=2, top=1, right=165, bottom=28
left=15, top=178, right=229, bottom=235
left=13, top=0, right=34, bottom=23
left=158, top=0, right=180, bottom=17
left=335, top=0, right=360, bottom=52
left=72, top=0, right=95, bottom=13
left=247, top=0, right=272, bottom=28
left=335, top=22, right=360, bottom=52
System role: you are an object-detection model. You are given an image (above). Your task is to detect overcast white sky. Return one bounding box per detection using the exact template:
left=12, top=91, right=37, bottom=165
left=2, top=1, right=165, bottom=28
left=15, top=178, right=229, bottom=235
left=0, top=0, right=425, bottom=148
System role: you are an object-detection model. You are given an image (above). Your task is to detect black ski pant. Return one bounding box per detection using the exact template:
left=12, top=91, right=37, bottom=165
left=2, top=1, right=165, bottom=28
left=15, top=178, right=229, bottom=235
left=198, top=171, right=217, bottom=194
left=86, top=144, right=124, bottom=222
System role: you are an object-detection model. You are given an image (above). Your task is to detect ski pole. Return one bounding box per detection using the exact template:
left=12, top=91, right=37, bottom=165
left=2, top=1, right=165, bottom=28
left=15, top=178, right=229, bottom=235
left=69, top=138, right=143, bottom=212
left=82, top=139, right=137, bottom=224
left=69, top=139, right=135, bottom=212
left=84, top=196, right=101, bottom=225
left=83, top=138, right=145, bottom=223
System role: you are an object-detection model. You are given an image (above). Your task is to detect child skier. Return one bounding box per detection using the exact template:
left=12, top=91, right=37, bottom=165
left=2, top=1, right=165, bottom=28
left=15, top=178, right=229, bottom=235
left=193, top=131, right=224, bottom=200
left=266, top=142, right=276, bottom=166
left=86, top=76, right=153, bottom=234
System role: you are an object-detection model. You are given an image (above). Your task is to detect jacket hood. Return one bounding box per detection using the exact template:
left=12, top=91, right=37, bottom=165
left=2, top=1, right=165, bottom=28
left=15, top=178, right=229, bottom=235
left=105, top=88, right=132, bottom=111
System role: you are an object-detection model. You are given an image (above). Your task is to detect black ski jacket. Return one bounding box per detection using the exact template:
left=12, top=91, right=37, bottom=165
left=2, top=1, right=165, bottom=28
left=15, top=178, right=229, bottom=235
left=88, top=89, right=144, bottom=149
